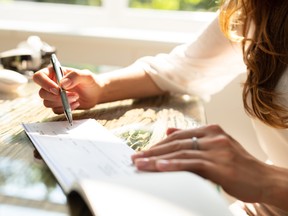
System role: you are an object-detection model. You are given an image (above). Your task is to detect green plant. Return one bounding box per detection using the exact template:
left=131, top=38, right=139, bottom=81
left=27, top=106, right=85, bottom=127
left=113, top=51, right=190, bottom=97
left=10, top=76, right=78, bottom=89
left=129, top=0, right=218, bottom=11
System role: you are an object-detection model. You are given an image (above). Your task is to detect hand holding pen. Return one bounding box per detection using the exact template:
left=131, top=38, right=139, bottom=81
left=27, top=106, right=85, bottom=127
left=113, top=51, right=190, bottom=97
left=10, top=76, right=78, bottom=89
left=50, top=54, right=73, bottom=126
left=33, top=55, right=111, bottom=115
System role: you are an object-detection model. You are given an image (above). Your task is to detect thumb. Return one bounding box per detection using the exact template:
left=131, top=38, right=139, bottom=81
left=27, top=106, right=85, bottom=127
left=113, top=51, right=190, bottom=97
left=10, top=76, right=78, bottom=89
left=60, top=68, right=95, bottom=90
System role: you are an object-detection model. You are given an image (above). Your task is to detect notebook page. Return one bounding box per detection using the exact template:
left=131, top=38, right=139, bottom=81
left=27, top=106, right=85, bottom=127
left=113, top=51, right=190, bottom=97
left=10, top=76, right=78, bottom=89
left=22, top=119, right=137, bottom=192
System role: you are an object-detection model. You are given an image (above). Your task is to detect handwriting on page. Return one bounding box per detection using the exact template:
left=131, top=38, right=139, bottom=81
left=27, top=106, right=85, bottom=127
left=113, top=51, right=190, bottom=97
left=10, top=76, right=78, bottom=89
left=23, top=119, right=137, bottom=190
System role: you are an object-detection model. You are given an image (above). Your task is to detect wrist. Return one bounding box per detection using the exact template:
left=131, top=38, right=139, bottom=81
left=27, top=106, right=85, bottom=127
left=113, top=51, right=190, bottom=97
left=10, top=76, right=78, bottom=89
left=95, top=73, right=112, bottom=104
left=261, top=164, right=288, bottom=210
left=95, top=63, right=163, bottom=104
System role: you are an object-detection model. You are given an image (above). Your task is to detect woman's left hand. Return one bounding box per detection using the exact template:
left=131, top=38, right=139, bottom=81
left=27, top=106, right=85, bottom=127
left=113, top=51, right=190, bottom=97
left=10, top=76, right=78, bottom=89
left=131, top=124, right=271, bottom=204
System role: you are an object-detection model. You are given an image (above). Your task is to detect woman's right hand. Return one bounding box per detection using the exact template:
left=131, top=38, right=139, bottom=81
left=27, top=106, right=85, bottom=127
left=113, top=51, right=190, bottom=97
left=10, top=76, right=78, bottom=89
left=33, top=66, right=103, bottom=114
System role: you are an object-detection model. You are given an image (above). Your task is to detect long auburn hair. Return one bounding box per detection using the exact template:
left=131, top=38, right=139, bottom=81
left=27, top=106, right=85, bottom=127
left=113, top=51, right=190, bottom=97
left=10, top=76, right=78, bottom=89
left=219, top=0, right=288, bottom=128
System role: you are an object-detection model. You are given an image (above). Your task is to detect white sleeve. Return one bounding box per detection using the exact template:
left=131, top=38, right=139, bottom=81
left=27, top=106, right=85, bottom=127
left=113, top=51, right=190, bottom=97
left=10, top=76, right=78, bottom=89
left=137, top=16, right=247, bottom=101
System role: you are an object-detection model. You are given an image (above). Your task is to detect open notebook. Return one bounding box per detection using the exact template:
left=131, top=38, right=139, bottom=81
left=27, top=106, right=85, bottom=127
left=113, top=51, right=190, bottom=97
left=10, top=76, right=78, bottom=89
left=22, top=119, right=232, bottom=216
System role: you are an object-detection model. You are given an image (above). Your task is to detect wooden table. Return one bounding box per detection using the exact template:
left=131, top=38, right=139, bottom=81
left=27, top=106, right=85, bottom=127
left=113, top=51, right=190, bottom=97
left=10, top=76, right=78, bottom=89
left=0, top=80, right=205, bottom=215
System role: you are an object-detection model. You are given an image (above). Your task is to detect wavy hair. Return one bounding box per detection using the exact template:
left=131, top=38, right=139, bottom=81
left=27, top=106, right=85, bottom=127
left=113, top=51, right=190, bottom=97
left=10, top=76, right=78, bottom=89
left=219, top=0, right=288, bottom=128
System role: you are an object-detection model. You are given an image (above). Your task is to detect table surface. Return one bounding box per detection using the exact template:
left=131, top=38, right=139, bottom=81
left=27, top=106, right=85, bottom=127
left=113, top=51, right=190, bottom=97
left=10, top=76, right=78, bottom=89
left=0, top=80, right=205, bottom=215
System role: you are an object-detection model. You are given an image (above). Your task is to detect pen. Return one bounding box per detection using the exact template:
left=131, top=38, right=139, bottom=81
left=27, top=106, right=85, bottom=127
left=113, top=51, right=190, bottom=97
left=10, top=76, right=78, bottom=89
left=50, top=54, right=73, bottom=126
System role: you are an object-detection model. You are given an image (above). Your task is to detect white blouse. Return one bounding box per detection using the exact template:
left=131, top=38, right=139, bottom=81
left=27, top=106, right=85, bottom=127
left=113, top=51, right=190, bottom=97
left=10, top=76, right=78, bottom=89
left=138, top=16, right=288, bottom=169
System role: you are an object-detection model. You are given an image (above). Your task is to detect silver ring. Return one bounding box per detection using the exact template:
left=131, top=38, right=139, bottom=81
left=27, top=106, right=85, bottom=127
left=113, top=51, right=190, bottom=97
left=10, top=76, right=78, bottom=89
left=191, top=137, right=200, bottom=150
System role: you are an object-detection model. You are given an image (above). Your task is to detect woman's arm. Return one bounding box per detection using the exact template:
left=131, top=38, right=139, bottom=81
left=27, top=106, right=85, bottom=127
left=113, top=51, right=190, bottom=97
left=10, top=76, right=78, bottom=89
left=95, top=62, right=165, bottom=103
left=263, top=165, right=288, bottom=210
left=33, top=16, right=245, bottom=112
left=140, top=16, right=247, bottom=101
left=33, top=61, right=164, bottom=113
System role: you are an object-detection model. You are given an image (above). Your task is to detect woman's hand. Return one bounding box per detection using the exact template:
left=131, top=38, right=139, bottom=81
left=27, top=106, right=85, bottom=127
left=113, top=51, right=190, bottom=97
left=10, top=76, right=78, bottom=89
left=132, top=124, right=273, bottom=204
left=33, top=67, right=102, bottom=114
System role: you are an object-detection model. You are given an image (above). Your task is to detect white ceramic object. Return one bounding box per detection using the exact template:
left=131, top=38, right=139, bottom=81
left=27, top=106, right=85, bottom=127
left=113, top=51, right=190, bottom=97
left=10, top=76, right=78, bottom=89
left=0, top=69, right=28, bottom=93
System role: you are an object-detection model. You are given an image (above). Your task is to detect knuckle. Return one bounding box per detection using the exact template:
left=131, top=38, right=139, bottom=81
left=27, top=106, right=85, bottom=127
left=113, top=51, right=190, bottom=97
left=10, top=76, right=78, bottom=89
left=171, top=160, right=184, bottom=170
left=67, top=70, right=78, bottom=78
left=224, top=151, right=235, bottom=161
left=168, top=130, right=182, bottom=140
left=68, top=69, right=94, bottom=82
left=170, top=140, right=183, bottom=151
left=177, top=150, right=192, bottom=158
left=143, top=149, right=156, bottom=157
left=206, top=124, right=224, bottom=134
left=43, top=100, right=50, bottom=107
left=38, top=89, right=45, bottom=99
left=215, top=134, right=230, bottom=144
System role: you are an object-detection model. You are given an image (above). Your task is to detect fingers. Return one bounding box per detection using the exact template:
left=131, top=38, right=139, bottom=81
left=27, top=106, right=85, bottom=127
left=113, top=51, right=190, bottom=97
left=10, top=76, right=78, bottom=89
left=60, top=68, right=95, bottom=90
left=131, top=124, right=264, bottom=202
left=39, top=88, right=80, bottom=113
left=132, top=137, right=206, bottom=162
left=39, top=88, right=79, bottom=103
left=134, top=150, right=204, bottom=170
left=34, top=66, right=90, bottom=92
left=33, top=66, right=59, bottom=94
left=131, top=124, right=234, bottom=171
left=154, top=126, right=207, bottom=147
left=133, top=125, right=229, bottom=161
left=155, top=159, right=214, bottom=174
left=154, top=159, right=221, bottom=184
left=34, top=67, right=89, bottom=113
left=134, top=150, right=215, bottom=176
left=153, top=124, right=227, bottom=149
left=51, top=101, right=80, bottom=114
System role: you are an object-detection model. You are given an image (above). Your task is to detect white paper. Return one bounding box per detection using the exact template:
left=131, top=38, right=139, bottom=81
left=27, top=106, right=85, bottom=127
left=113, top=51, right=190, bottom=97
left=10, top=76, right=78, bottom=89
left=23, top=119, right=137, bottom=192
left=78, top=172, right=233, bottom=216
left=23, top=119, right=233, bottom=216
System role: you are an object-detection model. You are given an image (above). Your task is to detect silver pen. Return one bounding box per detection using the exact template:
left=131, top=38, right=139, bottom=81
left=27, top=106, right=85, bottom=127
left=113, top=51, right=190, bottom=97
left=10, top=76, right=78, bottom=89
left=50, top=54, right=73, bottom=126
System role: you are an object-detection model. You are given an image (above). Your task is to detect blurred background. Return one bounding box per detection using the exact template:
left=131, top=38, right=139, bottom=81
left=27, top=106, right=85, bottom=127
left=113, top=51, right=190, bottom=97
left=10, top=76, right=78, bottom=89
left=3, top=0, right=218, bottom=11
left=0, top=0, right=217, bottom=69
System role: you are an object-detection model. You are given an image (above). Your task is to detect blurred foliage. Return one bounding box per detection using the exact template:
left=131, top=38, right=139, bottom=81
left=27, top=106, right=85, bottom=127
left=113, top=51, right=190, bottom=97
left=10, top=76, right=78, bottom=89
left=129, top=0, right=218, bottom=11
left=14, top=0, right=102, bottom=6
left=12, top=0, right=218, bottom=11
left=119, top=129, right=152, bottom=151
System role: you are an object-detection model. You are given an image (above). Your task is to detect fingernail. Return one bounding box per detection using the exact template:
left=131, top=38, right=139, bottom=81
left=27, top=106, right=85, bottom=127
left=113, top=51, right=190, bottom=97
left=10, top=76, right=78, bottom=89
left=71, top=101, right=80, bottom=110
left=70, top=95, right=79, bottom=102
left=50, top=88, right=59, bottom=95
left=61, top=78, right=72, bottom=89
left=135, top=158, right=149, bottom=168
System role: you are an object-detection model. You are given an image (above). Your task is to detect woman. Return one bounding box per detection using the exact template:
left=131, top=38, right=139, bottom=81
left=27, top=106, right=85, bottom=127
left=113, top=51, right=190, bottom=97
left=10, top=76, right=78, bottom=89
left=33, top=0, right=288, bottom=214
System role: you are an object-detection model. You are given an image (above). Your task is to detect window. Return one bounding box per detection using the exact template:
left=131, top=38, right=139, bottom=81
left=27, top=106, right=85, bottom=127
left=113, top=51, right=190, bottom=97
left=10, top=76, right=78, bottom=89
left=0, top=0, right=217, bottom=67
left=14, top=0, right=102, bottom=6
left=10, top=0, right=218, bottom=11
left=0, top=0, right=217, bottom=34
